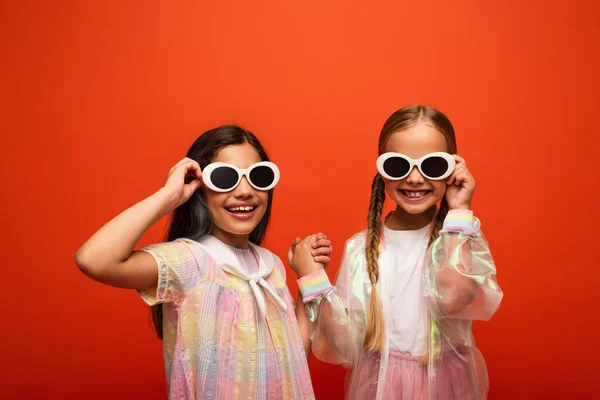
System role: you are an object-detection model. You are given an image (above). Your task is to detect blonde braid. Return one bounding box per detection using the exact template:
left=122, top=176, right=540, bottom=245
left=363, top=174, right=386, bottom=352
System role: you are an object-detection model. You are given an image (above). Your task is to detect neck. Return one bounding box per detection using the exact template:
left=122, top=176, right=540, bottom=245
left=210, top=226, right=250, bottom=249
left=385, top=205, right=436, bottom=231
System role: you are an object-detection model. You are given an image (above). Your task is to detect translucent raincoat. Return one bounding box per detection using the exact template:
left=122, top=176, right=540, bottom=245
left=300, top=213, right=503, bottom=400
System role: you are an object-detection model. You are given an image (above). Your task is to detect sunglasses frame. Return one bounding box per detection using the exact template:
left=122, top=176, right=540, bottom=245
left=202, top=161, right=280, bottom=193
left=376, top=152, right=456, bottom=181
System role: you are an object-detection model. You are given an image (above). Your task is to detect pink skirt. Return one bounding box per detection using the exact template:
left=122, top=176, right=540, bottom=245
left=348, top=350, right=487, bottom=400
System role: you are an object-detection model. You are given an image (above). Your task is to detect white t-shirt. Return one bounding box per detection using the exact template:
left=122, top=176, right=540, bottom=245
left=383, top=223, right=431, bottom=355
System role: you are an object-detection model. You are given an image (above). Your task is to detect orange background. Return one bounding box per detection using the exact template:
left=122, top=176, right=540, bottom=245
left=2, top=1, right=599, bottom=399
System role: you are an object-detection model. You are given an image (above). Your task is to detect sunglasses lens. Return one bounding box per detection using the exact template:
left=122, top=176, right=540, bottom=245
left=249, top=165, right=275, bottom=189
left=421, top=156, right=449, bottom=179
left=210, top=166, right=239, bottom=190
left=383, top=157, right=411, bottom=179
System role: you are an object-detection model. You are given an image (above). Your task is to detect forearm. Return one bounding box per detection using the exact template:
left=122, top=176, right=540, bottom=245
left=76, top=188, right=177, bottom=272
left=297, top=270, right=355, bottom=365
left=425, top=211, right=502, bottom=321
left=295, top=290, right=312, bottom=359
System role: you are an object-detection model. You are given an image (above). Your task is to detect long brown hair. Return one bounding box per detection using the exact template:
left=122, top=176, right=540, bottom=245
left=363, top=105, right=457, bottom=352
left=151, top=125, right=274, bottom=339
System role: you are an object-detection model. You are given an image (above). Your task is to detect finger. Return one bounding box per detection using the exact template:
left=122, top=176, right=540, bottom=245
left=316, top=232, right=328, bottom=240
left=177, top=157, right=193, bottom=167
left=291, top=237, right=301, bottom=250
left=316, top=238, right=332, bottom=248
left=194, top=164, right=202, bottom=179
left=314, top=256, right=330, bottom=265
left=447, top=160, right=467, bottom=183
left=172, top=162, right=192, bottom=180
left=312, top=247, right=332, bottom=256
left=453, top=164, right=467, bottom=176
left=171, top=157, right=193, bottom=172
left=183, top=161, right=202, bottom=178
left=297, top=236, right=310, bottom=247
left=447, top=170, right=458, bottom=185
left=454, top=172, right=468, bottom=186
left=188, top=179, right=203, bottom=192
left=459, top=173, right=475, bottom=189
left=452, top=154, right=467, bottom=165
left=173, top=165, right=197, bottom=188
left=176, top=163, right=201, bottom=183
left=312, top=238, right=331, bottom=249
left=170, top=159, right=184, bottom=172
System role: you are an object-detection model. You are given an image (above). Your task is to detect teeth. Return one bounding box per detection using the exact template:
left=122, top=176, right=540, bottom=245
left=404, top=191, right=427, bottom=198
left=228, top=206, right=255, bottom=212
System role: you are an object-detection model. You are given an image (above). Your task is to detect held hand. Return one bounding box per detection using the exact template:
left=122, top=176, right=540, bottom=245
left=290, top=235, right=325, bottom=278
left=288, top=233, right=332, bottom=268
left=445, top=155, right=475, bottom=210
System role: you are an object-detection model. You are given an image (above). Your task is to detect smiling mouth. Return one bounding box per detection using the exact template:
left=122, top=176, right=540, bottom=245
left=400, top=190, right=431, bottom=200
left=225, top=205, right=256, bottom=213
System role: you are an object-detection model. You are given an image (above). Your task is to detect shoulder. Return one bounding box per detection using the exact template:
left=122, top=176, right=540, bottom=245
left=143, top=238, right=216, bottom=265
left=176, top=238, right=212, bottom=258
left=344, top=230, right=367, bottom=256
left=338, top=230, right=367, bottom=273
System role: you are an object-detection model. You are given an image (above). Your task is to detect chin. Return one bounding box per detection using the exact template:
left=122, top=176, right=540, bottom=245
left=227, top=214, right=266, bottom=233
left=223, top=222, right=258, bottom=236
left=402, top=204, right=435, bottom=214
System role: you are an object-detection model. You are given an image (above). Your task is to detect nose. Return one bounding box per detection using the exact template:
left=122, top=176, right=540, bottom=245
left=233, top=176, right=253, bottom=198
left=406, top=166, right=424, bottom=185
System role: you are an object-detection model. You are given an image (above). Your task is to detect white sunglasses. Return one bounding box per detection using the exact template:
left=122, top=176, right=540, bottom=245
left=376, top=152, right=455, bottom=181
left=202, top=161, right=280, bottom=193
